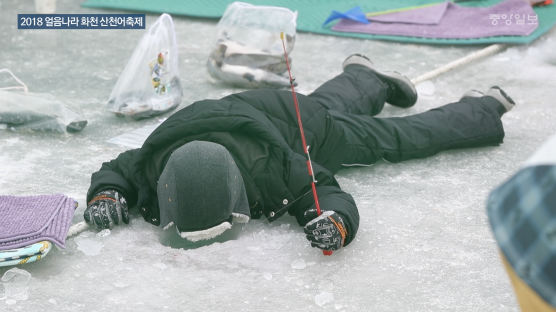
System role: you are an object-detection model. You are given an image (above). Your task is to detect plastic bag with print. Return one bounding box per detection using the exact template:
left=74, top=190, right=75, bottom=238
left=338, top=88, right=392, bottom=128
left=107, top=13, right=182, bottom=119
left=207, top=2, right=297, bottom=88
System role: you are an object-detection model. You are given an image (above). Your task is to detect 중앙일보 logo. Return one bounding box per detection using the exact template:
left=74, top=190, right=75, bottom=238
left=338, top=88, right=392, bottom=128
left=489, top=13, right=538, bottom=26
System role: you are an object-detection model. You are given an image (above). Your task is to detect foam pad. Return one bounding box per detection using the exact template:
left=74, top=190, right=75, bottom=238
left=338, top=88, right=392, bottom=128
left=81, top=0, right=556, bottom=45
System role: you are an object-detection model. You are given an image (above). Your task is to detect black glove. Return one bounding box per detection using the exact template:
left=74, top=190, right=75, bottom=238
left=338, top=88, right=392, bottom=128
left=303, top=209, right=348, bottom=251
left=84, top=190, right=129, bottom=230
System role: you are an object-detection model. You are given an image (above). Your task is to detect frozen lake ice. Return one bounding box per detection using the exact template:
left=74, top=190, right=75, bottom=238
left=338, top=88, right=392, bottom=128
left=1, top=0, right=556, bottom=311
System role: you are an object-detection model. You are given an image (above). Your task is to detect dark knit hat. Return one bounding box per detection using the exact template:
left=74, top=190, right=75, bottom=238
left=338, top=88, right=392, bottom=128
left=157, top=141, right=250, bottom=241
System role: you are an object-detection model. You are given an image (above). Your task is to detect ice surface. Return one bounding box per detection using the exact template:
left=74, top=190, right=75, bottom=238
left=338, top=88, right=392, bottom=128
left=1, top=0, right=556, bottom=311
left=524, top=132, right=556, bottom=166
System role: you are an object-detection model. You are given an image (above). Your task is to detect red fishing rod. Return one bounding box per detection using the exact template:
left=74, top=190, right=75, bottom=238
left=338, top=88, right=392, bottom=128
left=280, top=32, right=332, bottom=256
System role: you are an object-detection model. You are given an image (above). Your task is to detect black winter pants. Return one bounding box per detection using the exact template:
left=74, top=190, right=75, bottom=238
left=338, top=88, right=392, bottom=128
left=291, top=65, right=506, bottom=173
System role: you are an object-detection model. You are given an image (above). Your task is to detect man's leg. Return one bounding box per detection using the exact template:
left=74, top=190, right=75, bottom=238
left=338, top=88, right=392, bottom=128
left=316, top=93, right=510, bottom=173
left=308, top=64, right=389, bottom=116
left=308, top=54, right=417, bottom=115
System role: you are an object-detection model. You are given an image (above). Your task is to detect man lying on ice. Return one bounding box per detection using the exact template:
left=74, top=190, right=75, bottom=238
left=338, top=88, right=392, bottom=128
left=84, top=54, right=515, bottom=252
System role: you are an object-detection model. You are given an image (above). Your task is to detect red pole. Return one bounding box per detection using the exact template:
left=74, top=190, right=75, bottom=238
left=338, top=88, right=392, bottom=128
left=280, top=32, right=332, bottom=256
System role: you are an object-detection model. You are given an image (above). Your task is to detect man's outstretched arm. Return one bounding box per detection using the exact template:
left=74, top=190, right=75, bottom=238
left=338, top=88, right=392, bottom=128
left=85, top=149, right=140, bottom=229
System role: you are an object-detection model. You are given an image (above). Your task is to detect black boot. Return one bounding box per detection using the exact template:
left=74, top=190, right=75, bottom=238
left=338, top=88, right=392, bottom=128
left=342, top=54, right=418, bottom=108
left=461, top=86, right=516, bottom=114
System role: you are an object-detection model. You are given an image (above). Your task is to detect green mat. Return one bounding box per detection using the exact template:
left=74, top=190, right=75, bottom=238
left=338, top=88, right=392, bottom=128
left=82, top=0, right=556, bottom=45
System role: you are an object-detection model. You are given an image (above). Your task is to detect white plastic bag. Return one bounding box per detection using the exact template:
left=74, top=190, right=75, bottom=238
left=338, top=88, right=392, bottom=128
left=207, top=2, right=297, bottom=88
left=107, top=13, right=182, bottom=119
left=0, top=90, right=87, bottom=133
left=0, top=69, right=87, bottom=133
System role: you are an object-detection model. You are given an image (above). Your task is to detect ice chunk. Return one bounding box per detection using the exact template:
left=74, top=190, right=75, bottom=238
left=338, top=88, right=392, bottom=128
left=314, top=291, right=334, bottom=307
left=291, top=259, right=306, bottom=270
left=75, top=235, right=104, bottom=256
left=416, top=80, right=436, bottom=96
left=153, top=262, right=167, bottom=270
left=107, top=119, right=165, bottom=148
left=1, top=268, right=32, bottom=301
left=96, top=229, right=111, bottom=238
left=34, top=0, right=56, bottom=14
